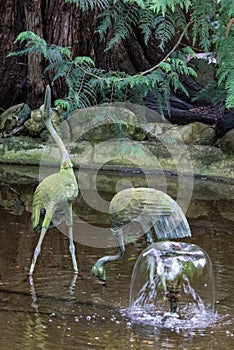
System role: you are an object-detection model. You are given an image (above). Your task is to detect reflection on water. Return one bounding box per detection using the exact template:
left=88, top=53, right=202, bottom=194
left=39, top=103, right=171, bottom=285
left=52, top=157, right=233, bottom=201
left=0, top=168, right=233, bottom=349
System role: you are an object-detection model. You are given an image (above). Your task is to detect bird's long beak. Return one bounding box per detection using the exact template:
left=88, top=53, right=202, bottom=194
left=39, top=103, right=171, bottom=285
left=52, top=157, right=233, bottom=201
left=44, top=85, right=51, bottom=120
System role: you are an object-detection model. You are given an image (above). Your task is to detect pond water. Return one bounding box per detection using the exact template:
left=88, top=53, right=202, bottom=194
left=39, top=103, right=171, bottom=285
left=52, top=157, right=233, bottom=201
left=0, top=166, right=233, bottom=349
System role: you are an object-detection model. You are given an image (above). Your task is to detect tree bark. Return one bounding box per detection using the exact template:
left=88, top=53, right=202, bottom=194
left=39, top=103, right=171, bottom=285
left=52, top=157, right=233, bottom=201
left=0, top=0, right=166, bottom=110
left=145, top=99, right=216, bottom=125
left=0, top=0, right=28, bottom=108
left=215, top=110, right=234, bottom=137
left=24, top=0, right=44, bottom=106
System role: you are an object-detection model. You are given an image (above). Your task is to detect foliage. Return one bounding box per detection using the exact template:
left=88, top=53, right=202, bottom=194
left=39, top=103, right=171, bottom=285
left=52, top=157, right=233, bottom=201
left=8, top=29, right=196, bottom=113
left=8, top=0, right=234, bottom=110
left=64, top=0, right=108, bottom=10
left=214, top=1, right=234, bottom=108
left=96, top=1, right=181, bottom=52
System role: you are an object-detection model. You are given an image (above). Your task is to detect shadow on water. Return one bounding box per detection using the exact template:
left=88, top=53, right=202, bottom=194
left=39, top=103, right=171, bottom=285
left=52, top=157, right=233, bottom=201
left=0, top=166, right=233, bottom=349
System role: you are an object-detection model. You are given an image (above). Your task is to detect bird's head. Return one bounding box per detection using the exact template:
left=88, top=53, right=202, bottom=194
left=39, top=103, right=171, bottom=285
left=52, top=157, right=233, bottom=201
left=39, top=85, right=52, bottom=122
left=92, top=262, right=106, bottom=282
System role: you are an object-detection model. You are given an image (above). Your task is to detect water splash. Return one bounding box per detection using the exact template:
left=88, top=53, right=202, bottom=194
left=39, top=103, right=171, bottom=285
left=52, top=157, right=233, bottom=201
left=127, top=241, right=218, bottom=330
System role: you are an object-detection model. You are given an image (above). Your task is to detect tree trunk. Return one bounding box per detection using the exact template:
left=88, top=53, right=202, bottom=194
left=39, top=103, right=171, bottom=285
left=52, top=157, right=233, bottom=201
left=24, top=0, right=44, bottom=106
left=0, top=0, right=166, bottom=110
left=215, top=110, right=234, bottom=137
left=0, top=0, right=28, bottom=109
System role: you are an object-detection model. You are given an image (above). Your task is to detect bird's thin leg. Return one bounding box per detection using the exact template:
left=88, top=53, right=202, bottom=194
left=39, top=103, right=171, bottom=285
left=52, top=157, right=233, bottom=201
left=114, top=227, right=126, bottom=257
left=29, top=227, right=47, bottom=275
left=66, top=203, right=78, bottom=274
left=29, top=276, right=39, bottom=311
left=29, top=211, right=53, bottom=275
left=144, top=228, right=154, bottom=245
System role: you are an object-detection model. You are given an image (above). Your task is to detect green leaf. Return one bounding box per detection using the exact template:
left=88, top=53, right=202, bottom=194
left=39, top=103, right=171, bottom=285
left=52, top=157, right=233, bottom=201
left=74, top=56, right=95, bottom=66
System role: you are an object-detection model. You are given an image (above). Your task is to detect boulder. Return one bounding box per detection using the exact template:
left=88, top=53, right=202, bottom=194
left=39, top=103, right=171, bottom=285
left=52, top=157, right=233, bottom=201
left=0, top=104, right=31, bottom=137
left=220, top=129, right=234, bottom=155
left=67, top=105, right=141, bottom=141
left=161, top=122, right=216, bottom=145
left=140, top=122, right=173, bottom=141
left=24, top=108, right=61, bottom=138
left=0, top=136, right=44, bottom=164
left=93, top=140, right=161, bottom=168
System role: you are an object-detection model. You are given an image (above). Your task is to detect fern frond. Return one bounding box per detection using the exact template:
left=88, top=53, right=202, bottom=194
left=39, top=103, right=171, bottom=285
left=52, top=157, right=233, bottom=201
left=7, top=31, right=48, bottom=58
left=74, top=56, right=95, bottom=66
left=65, top=0, right=108, bottom=10
left=97, top=1, right=139, bottom=51
left=224, top=73, right=234, bottom=108
left=54, top=99, right=71, bottom=111
left=124, top=0, right=191, bottom=15
left=9, top=0, right=234, bottom=111
left=191, top=0, right=217, bottom=51
left=154, top=13, right=175, bottom=51
left=212, top=0, right=234, bottom=108
left=138, top=9, right=156, bottom=44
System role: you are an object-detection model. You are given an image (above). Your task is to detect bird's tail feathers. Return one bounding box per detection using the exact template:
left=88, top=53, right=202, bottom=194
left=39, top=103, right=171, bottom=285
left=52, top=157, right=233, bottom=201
left=153, top=204, right=191, bottom=240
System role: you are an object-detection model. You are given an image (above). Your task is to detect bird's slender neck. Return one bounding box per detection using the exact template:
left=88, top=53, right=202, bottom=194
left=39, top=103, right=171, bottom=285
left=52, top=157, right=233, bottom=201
left=45, top=118, right=72, bottom=168
left=41, top=85, right=72, bottom=169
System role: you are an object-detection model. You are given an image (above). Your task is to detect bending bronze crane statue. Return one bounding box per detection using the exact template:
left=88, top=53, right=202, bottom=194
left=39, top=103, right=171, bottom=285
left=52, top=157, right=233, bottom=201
left=29, top=85, right=78, bottom=275
left=92, top=187, right=191, bottom=281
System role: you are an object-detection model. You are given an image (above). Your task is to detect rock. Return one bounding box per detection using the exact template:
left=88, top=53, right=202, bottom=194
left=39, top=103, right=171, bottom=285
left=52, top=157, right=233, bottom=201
left=40, top=141, right=93, bottom=167
left=220, top=129, right=234, bottom=155
left=181, top=122, right=216, bottom=145
left=24, top=108, right=61, bottom=138
left=67, top=105, right=140, bottom=141
left=140, top=122, right=173, bottom=140
left=161, top=122, right=216, bottom=145
left=93, top=140, right=162, bottom=168
left=0, top=103, right=31, bottom=137
left=0, top=136, right=45, bottom=164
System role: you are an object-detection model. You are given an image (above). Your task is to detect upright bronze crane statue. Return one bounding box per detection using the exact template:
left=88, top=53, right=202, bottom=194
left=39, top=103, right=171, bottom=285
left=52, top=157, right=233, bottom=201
left=92, top=187, right=191, bottom=281
left=29, top=85, right=78, bottom=275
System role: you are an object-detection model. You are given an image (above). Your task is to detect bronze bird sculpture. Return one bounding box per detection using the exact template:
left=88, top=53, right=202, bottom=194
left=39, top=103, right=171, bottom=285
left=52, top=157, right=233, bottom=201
left=29, top=85, right=78, bottom=275
left=92, top=187, right=191, bottom=281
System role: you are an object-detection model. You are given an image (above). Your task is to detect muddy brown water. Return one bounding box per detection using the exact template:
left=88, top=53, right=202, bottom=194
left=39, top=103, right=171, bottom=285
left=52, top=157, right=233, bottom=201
left=0, top=168, right=233, bottom=349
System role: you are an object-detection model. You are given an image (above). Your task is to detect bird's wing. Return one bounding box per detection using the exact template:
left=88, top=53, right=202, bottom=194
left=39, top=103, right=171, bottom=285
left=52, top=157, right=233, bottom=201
left=31, top=184, right=43, bottom=229
left=109, top=188, right=191, bottom=240
left=31, top=174, right=57, bottom=229
left=152, top=191, right=191, bottom=240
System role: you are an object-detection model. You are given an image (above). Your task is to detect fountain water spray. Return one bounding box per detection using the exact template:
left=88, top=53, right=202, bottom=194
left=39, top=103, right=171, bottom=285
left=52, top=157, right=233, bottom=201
left=129, top=241, right=215, bottom=326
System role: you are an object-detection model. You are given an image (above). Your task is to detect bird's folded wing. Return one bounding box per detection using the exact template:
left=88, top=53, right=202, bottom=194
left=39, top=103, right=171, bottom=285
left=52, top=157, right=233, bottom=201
left=153, top=201, right=191, bottom=240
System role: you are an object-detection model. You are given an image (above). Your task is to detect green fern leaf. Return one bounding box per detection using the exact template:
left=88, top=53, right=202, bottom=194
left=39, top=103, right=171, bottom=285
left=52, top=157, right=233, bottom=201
left=65, top=0, right=108, bottom=10
left=74, top=56, right=95, bottom=66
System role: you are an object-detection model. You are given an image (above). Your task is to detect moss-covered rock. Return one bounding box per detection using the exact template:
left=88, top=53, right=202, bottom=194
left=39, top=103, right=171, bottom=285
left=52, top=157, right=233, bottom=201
left=0, top=136, right=45, bottom=164
left=67, top=105, right=141, bottom=141
left=220, top=129, right=234, bottom=155
left=24, top=108, right=61, bottom=138
left=93, top=140, right=162, bottom=169
left=0, top=129, right=233, bottom=182
left=162, top=122, right=216, bottom=145
left=140, top=122, right=173, bottom=140
left=0, top=103, right=31, bottom=136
